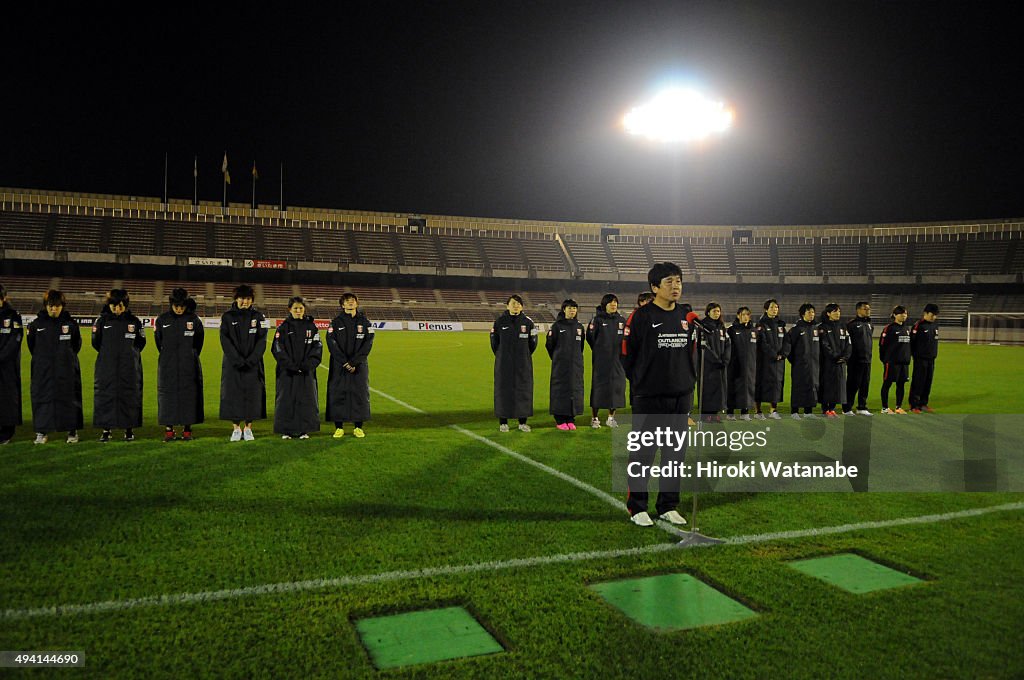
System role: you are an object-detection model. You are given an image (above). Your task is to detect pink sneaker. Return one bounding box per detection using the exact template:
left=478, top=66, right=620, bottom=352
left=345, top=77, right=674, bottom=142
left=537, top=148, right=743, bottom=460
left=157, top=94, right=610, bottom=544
left=556, top=423, right=571, bottom=431
left=567, top=422, right=577, bottom=430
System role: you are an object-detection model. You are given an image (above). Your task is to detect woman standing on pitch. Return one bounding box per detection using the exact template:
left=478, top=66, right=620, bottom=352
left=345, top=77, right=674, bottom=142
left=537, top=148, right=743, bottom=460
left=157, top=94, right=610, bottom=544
left=491, top=294, right=537, bottom=432
left=220, top=284, right=268, bottom=441
left=817, top=303, right=851, bottom=418
left=586, top=293, right=626, bottom=428
left=27, top=290, right=83, bottom=444
left=326, top=293, right=374, bottom=438
left=546, top=299, right=585, bottom=430
left=755, top=299, right=786, bottom=419
left=878, top=305, right=911, bottom=414
left=726, top=306, right=758, bottom=421
left=697, top=302, right=731, bottom=422
left=155, top=288, right=204, bottom=441
left=0, top=283, right=25, bottom=445
left=272, top=296, right=322, bottom=440
left=92, top=288, right=146, bottom=442
left=782, top=303, right=820, bottom=419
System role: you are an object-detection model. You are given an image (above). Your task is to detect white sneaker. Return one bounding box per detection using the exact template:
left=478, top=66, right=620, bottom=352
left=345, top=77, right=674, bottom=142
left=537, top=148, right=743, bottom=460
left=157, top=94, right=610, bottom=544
left=791, top=413, right=802, bottom=420
left=804, top=413, right=820, bottom=419
left=34, top=433, right=47, bottom=445
left=658, top=510, right=688, bottom=526
left=605, top=416, right=618, bottom=428
left=843, top=410, right=856, bottom=416
left=769, top=411, right=782, bottom=420
left=754, top=413, right=767, bottom=420
left=741, top=413, right=752, bottom=421
left=243, top=428, right=255, bottom=441
left=725, top=414, right=737, bottom=421
left=518, top=423, right=531, bottom=432
left=281, top=434, right=292, bottom=440
left=630, top=511, right=655, bottom=527
left=230, top=429, right=243, bottom=442
left=857, top=409, right=873, bottom=416
left=881, top=408, right=893, bottom=414
left=499, top=424, right=510, bottom=432
left=298, top=433, right=310, bottom=439
left=66, top=432, right=79, bottom=444
left=591, top=417, right=601, bottom=429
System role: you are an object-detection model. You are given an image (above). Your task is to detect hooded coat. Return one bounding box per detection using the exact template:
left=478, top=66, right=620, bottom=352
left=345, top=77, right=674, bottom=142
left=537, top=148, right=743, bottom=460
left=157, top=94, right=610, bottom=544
left=155, top=299, right=205, bottom=426
left=490, top=311, right=537, bottom=419
left=27, top=309, right=83, bottom=433
left=817, top=317, right=852, bottom=405
left=586, top=307, right=626, bottom=409
left=727, top=319, right=758, bottom=411
left=697, top=316, right=731, bottom=412
left=546, top=312, right=585, bottom=417
left=0, top=302, right=25, bottom=428
left=219, top=303, right=268, bottom=421
left=782, top=318, right=820, bottom=409
left=326, top=310, right=374, bottom=423
left=755, top=313, right=786, bottom=402
left=92, top=308, right=146, bottom=428
left=271, top=314, right=322, bottom=435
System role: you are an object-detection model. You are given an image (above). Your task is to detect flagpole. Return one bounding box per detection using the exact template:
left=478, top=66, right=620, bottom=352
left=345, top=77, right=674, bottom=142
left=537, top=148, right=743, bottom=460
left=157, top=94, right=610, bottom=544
left=251, top=160, right=256, bottom=213
left=193, top=155, right=198, bottom=209
left=279, top=162, right=285, bottom=214
left=163, top=152, right=168, bottom=207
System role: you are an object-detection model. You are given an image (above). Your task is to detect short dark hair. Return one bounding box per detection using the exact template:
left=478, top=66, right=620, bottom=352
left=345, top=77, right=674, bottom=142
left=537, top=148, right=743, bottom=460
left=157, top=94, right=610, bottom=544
left=705, top=301, right=721, bottom=315
left=736, top=306, right=751, bottom=317
left=0, top=283, right=6, bottom=299
left=648, top=262, right=683, bottom=289
left=233, top=284, right=255, bottom=300
left=798, top=303, right=815, bottom=318
left=924, top=303, right=940, bottom=315
left=560, top=299, right=578, bottom=313
left=287, top=296, right=306, bottom=308
left=44, top=289, right=67, bottom=307
left=169, top=287, right=189, bottom=306
left=891, top=305, right=908, bottom=319
left=824, top=302, right=841, bottom=316
left=106, top=289, right=130, bottom=307
left=856, top=301, right=870, bottom=310
left=599, top=293, right=618, bottom=310
left=340, top=292, right=359, bottom=306
left=764, top=298, right=778, bottom=310
left=507, top=294, right=524, bottom=306
left=637, top=292, right=655, bottom=306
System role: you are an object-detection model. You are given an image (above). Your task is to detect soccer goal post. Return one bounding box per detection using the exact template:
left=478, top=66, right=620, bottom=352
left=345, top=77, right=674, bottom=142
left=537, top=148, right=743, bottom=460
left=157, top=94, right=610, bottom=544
left=966, top=313, right=1024, bottom=345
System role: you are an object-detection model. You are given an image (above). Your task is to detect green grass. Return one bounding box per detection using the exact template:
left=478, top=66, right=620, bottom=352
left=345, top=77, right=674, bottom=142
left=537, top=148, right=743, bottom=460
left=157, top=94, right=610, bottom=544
left=1, top=334, right=1023, bottom=678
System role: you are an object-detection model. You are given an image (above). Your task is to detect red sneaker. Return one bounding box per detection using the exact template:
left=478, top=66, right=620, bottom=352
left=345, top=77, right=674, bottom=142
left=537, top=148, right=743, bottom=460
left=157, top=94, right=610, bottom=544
left=911, top=408, right=922, bottom=414
left=923, top=406, right=935, bottom=413
left=163, top=430, right=175, bottom=442
left=182, top=430, right=193, bottom=441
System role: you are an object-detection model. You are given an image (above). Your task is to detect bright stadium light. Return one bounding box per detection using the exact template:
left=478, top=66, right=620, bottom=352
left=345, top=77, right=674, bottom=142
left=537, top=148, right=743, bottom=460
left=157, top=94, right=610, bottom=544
left=623, top=87, right=734, bottom=143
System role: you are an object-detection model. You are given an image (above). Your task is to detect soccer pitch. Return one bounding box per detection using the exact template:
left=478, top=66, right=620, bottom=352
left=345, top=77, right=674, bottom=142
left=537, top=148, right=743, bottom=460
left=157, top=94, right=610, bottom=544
left=2, top=332, right=1023, bottom=678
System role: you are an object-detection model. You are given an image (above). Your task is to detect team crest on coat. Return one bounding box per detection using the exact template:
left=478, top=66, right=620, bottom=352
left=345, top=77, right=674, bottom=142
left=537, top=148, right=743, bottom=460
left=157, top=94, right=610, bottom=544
left=520, top=325, right=526, bottom=333
left=3, top=319, right=8, bottom=327
left=618, top=322, right=624, bottom=329
left=251, top=319, right=257, bottom=328
left=128, top=324, right=135, bottom=333
left=306, top=329, right=312, bottom=338
left=186, top=321, right=194, bottom=330
left=576, top=327, right=582, bottom=336
left=62, top=325, right=70, bottom=334
left=357, top=325, right=363, bottom=333
left=751, top=331, right=757, bottom=339
left=813, top=329, right=818, bottom=336
left=681, top=320, right=688, bottom=330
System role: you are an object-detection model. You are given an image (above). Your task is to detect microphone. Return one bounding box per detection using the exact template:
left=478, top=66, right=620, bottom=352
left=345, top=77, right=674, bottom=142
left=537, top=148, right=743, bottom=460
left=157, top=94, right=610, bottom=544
left=686, top=311, right=710, bottom=331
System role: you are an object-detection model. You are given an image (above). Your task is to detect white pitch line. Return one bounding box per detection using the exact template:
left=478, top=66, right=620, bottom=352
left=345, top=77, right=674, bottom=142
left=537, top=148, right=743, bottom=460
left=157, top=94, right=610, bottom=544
left=3, top=501, right=1021, bottom=622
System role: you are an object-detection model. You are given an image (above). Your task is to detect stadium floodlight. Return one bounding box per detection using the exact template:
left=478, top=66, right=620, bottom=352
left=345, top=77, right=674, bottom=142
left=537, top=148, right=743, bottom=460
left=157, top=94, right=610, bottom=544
left=623, top=87, right=734, bottom=143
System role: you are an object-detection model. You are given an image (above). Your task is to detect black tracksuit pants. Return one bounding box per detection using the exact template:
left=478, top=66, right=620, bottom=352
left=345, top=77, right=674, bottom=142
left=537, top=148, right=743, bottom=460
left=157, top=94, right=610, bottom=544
left=909, top=359, right=935, bottom=408
left=626, top=393, right=694, bottom=517
left=844, top=361, right=871, bottom=411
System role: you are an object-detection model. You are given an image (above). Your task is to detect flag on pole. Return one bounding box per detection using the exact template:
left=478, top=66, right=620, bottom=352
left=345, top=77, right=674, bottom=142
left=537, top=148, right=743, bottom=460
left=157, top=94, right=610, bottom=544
left=193, top=156, right=198, bottom=178
left=252, top=162, right=258, bottom=180
left=222, top=152, right=231, bottom=184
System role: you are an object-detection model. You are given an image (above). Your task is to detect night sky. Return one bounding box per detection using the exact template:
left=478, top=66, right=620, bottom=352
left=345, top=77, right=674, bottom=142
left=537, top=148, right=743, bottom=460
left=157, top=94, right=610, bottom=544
left=2, top=2, right=1022, bottom=227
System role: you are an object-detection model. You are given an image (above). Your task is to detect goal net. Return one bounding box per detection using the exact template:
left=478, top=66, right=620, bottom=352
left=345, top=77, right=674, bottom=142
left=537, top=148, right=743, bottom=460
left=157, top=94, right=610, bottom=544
left=966, top=313, right=1024, bottom=345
